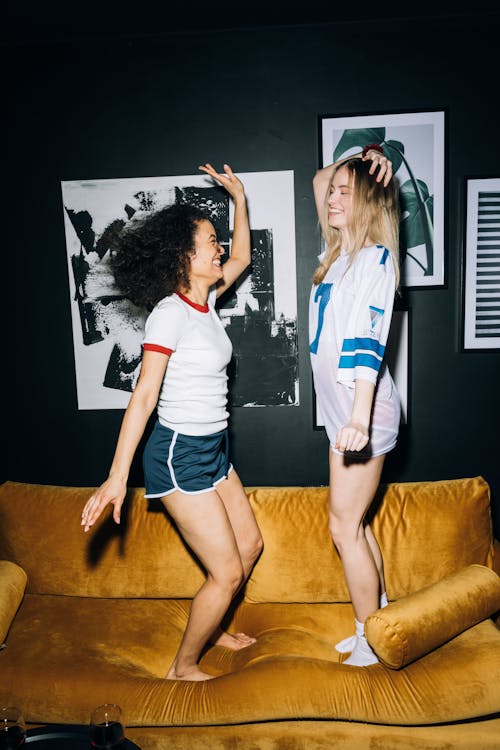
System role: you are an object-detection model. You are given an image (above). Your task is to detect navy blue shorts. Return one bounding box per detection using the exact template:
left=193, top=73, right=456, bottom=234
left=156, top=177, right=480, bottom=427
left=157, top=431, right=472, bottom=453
left=143, top=421, right=232, bottom=498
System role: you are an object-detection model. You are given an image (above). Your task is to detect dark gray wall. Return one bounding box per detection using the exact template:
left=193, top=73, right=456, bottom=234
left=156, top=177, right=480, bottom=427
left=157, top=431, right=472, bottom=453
left=4, top=14, right=500, bottom=535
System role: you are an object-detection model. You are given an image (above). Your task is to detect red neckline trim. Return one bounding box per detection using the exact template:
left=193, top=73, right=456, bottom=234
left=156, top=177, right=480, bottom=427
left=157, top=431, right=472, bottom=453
left=175, top=291, right=209, bottom=313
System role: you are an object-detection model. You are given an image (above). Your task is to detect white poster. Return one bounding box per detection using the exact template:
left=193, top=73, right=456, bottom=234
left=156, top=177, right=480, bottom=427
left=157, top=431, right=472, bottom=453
left=320, top=110, right=445, bottom=287
left=463, top=177, right=500, bottom=350
left=61, top=170, right=299, bottom=410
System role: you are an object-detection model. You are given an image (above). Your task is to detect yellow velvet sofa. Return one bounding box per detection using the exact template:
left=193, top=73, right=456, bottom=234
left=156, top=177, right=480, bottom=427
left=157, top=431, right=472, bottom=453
left=1, top=477, right=500, bottom=750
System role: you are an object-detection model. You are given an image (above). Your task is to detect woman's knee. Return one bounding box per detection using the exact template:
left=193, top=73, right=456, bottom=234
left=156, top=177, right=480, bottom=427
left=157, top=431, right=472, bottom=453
left=245, top=531, right=264, bottom=566
left=329, top=516, right=363, bottom=552
left=237, top=535, right=263, bottom=580
left=211, top=559, right=245, bottom=596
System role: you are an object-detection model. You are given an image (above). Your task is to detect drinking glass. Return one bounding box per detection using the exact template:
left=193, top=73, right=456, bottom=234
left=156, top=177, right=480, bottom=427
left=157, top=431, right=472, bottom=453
left=0, top=707, right=26, bottom=750
left=89, top=704, right=125, bottom=749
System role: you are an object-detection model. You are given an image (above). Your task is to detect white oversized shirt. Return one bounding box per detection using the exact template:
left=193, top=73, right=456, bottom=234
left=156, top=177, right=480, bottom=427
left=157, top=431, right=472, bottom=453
left=142, top=289, right=232, bottom=436
left=309, top=244, right=400, bottom=456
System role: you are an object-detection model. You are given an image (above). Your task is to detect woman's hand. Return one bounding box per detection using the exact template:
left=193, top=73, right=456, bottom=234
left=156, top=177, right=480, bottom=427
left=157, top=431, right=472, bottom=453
left=335, top=421, right=369, bottom=453
left=81, top=476, right=127, bottom=532
left=203, top=162, right=251, bottom=297
left=362, top=149, right=393, bottom=187
left=199, top=163, right=245, bottom=202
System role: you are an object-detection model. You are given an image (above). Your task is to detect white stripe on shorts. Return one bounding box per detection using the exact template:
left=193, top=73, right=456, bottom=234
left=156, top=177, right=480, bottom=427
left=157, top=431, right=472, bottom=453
left=165, top=430, right=231, bottom=496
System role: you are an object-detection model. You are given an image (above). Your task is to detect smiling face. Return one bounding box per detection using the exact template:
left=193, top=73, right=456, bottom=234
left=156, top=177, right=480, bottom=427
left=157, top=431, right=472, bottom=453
left=327, top=165, right=354, bottom=235
left=189, top=219, right=224, bottom=284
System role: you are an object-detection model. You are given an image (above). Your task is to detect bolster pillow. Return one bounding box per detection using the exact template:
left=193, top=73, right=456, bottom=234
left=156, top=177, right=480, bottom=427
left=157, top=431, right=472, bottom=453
left=0, top=560, right=27, bottom=643
left=365, top=564, right=500, bottom=669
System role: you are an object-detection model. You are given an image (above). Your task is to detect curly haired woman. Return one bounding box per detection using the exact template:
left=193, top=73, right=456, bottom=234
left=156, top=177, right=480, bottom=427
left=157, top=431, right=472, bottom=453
left=81, top=163, right=263, bottom=681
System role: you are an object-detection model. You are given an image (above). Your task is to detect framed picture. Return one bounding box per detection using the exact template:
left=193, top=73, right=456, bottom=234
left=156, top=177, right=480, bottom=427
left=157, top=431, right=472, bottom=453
left=61, top=170, right=299, bottom=409
left=313, top=305, right=410, bottom=429
left=319, top=109, right=446, bottom=287
left=462, top=177, right=500, bottom=350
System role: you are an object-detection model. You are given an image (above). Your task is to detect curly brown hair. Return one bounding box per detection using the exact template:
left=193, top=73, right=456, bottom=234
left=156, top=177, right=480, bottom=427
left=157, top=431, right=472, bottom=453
left=109, top=203, right=209, bottom=311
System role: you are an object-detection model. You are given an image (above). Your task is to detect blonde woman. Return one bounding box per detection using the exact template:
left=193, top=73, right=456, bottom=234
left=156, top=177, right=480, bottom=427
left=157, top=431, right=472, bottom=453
left=310, top=147, right=400, bottom=666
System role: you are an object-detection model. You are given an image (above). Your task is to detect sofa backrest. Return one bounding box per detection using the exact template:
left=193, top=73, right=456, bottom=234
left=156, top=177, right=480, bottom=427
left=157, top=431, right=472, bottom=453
left=0, top=482, right=206, bottom=598
left=0, top=477, right=494, bottom=601
left=244, top=477, right=494, bottom=602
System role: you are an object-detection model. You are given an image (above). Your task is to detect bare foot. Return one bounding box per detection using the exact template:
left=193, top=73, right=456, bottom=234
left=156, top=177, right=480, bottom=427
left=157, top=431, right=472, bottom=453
left=166, top=665, right=215, bottom=681
left=213, top=631, right=256, bottom=650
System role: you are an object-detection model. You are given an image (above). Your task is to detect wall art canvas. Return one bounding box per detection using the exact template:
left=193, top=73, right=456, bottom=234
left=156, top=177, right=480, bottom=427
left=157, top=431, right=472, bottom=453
left=61, top=170, right=299, bottom=409
left=463, top=177, right=500, bottom=350
left=320, top=110, right=445, bottom=287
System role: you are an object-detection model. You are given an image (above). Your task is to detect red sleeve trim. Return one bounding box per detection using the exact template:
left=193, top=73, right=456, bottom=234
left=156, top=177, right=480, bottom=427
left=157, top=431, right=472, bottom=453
left=143, top=343, right=174, bottom=357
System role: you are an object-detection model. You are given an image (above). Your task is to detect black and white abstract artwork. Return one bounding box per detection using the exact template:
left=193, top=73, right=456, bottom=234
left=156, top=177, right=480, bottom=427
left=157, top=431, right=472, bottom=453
left=61, top=171, right=299, bottom=410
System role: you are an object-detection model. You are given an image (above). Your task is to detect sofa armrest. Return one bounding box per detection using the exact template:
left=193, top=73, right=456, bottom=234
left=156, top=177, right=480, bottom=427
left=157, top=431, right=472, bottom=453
left=0, top=560, right=27, bottom=644
left=494, top=540, right=500, bottom=627
left=365, top=564, right=500, bottom=669
left=493, top=538, right=500, bottom=576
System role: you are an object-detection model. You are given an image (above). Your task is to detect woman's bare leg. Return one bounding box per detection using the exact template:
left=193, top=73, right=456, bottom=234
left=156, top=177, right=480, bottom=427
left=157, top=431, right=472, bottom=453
left=334, top=518, right=387, bottom=654
left=328, top=450, right=385, bottom=622
left=209, top=469, right=263, bottom=648
left=365, top=523, right=386, bottom=594
left=161, top=488, right=244, bottom=681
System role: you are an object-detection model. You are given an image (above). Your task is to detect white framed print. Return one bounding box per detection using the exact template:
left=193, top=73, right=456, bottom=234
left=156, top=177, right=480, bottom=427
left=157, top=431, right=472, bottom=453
left=319, top=109, right=446, bottom=288
left=462, top=177, right=500, bottom=350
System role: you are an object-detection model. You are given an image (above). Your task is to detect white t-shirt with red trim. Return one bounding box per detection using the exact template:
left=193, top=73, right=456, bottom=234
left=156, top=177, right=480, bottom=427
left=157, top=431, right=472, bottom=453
left=142, top=290, right=232, bottom=436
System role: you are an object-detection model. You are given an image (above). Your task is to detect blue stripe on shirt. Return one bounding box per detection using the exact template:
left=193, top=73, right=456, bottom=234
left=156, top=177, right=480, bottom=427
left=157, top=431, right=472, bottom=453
left=379, top=247, right=389, bottom=265
left=338, top=353, right=383, bottom=372
left=341, top=337, right=386, bottom=357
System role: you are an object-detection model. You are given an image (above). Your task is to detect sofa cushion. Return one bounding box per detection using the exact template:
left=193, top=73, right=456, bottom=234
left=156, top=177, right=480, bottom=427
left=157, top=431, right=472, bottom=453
left=0, top=561, right=27, bottom=643
left=1, top=594, right=500, bottom=727
left=244, top=485, right=349, bottom=602
left=365, top=564, right=500, bottom=668
left=370, top=477, right=495, bottom=599
left=0, top=482, right=206, bottom=598
left=245, top=476, right=494, bottom=602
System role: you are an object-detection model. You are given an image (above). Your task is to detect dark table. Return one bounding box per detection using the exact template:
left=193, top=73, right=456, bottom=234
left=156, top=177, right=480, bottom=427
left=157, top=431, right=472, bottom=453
left=24, top=724, right=141, bottom=749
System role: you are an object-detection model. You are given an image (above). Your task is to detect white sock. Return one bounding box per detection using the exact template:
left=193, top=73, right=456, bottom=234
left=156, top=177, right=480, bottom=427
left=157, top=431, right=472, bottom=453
left=343, top=620, right=379, bottom=666
left=335, top=619, right=364, bottom=654
left=334, top=593, right=388, bottom=653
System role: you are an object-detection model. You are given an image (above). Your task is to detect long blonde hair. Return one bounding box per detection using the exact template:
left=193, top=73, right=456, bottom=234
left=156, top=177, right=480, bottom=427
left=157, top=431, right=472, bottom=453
left=313, top=158, right=400, bottom=286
